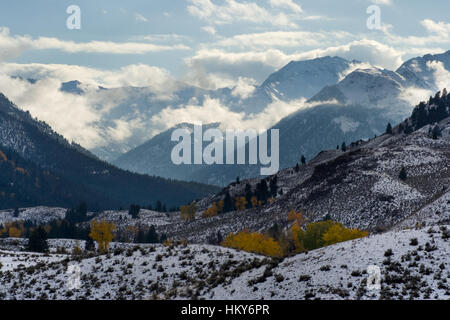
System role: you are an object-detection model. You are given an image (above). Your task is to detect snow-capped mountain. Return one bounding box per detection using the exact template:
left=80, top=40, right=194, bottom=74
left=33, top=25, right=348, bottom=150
left=53, top=56, right=358, bottom=161
left=397, top=50, right=450, bottom=91
left=260, top=56, right=359, bottom=101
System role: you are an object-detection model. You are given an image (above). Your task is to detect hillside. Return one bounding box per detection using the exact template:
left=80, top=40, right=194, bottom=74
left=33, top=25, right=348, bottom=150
left=0, top=225, right=448, bottom=300
left=0, top=93, right=219, bottom=210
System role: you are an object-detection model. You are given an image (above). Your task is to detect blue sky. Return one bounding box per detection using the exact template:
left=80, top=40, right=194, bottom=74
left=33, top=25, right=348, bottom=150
left=1, top=0, right=449, bottom=87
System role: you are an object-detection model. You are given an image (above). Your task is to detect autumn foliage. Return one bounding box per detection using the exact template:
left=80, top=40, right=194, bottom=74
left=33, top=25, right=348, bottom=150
left=291, top=220, right=368, bottom=252
left=180, top=202, right=197, bottom=221
left=221, top=230, right=283, bottom=257
left=89, top=219, right=116, bottom=253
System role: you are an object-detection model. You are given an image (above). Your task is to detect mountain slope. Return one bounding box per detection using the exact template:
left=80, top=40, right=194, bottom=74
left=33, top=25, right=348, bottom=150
left=0, top=225, right=448, bottom=300
left=0, top=93, right=219, bottom=210
left=158, top=91, right=450, bottom=243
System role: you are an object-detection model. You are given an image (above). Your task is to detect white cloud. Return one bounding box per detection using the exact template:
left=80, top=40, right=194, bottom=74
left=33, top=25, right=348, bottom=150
left=214, top=30, right=352, bottom=48
left=202, top=26, right=217, bottom=35
left=370, top=0, right=393, bottom=5
left=149, top=95, right=316, bottom=133
left=0, top=62, right=184, bottom=148
left=134, top=13, right=149, bottom=22
left=269, top=0, right=302, bottom=13
left=427, top=61, right=450, bottom=91
left=0, top=27, right=189, bottom=60
left=187, top=0, right=299, bottom=28
left=231, top=77, right=257, bottom=99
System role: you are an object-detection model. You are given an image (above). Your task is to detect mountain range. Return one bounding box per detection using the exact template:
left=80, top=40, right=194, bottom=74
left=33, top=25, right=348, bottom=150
left=113, top=51, right=450, bottom=186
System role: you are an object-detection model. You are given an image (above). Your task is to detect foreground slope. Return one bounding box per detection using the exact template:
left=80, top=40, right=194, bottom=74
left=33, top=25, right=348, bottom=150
left=0, top=225, right=448, bottom=300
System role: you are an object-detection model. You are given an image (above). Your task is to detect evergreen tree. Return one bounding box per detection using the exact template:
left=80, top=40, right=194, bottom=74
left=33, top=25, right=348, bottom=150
left=13, top=207, right=19, bottom=218
left=155, top=200, right=162, bottom=212
left=341, top=142, right=347, bottom=152
left=85, top=237, right=95, bottom=251
left=236, top=176, right=240, bottom=184
left=399, top=167, right=408, bottom=181
left=301, top=155, right=306, bottom=165
left=223, top=191, right=233, bottom=213
left=244, top=183, right=253, bottom=209
left=128, top=204, right=141, bottom=219
left=147, top=225, right=159, bottom=243
left=431, top=125, right=441, bottom=140
left=27, top=226, right=49, bottom=253
left=295, top=163, right=300, bottom=173
left=386, top=123, right=393, bottom=134
left=269, top=176, right=278, bottom=198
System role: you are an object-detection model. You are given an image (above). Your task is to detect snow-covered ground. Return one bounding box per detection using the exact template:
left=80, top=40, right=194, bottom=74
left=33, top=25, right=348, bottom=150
left=0, top=207, right=66, bottom=225
left=0, top=226, right=448, bottom=300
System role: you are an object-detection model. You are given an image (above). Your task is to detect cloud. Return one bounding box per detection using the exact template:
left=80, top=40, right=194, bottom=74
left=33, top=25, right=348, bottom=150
left=134, top=13, right=148, bottom=22
left=214, top=30, right=353, bottom=49
left=231, top=77, right=257, bottom=99
left=0, top=74, right=104, bottom=148
left=202, top=26, right=217, bottom=35
left=370, top=0, right=393, bottom=5
left=0, top=62, right=184, bottom=149
left=0, top=27, right=190, bottom=60
left=185, top=39, right=405, bottom=87
left=187, top=0, right=299, bottom=28
left=149, top=95, right=316, bottom=133
left=269, top=0, right=302, bottom=13
left=427, top=61, right=450, bottom=91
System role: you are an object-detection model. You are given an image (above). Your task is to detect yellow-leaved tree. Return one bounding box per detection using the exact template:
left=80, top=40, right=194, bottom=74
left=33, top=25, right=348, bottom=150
left=89, top=219, right=116, bottom=253
left=221, top=230, right=283, bottom=257
left=322, top=223, right=368, bottom=246
left=235, top=197, right=248, bottom=211
left=180, top=202, right=197, bottom=221
left=203, top=202, right=219, bottom=218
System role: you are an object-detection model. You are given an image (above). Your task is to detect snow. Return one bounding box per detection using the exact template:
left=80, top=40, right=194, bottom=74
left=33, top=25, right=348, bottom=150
left=0, top=226, right=448, bottom=300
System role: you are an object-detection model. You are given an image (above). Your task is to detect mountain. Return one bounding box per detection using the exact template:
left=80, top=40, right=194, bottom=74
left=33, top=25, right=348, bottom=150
left=114, top=62, right=436, bottom=186
left=113, top=123, right=223, bottom=182
left=0, top=93, right=219, bottom=210
left=397, top=50, right=450, bottom=91
left=52, top=56, right=357, bottom=161
left=259, top=56, right=358, bottom=101
left=161, top=91, right=450, bottom=243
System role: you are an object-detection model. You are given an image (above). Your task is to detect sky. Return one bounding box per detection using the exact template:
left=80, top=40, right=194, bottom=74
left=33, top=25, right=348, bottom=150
left=1, top=0, right=450, bottom=87
left=0, top=0, right=449, bottom=150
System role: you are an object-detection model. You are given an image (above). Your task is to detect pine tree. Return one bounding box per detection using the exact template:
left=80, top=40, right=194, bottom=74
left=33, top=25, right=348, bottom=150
left=399, top=167, right=408, bottom=181
left=431, top=125, right=441, bottom=140
left=13, top=207, right=19, bottom=218
left=146, top=225, right=159, bottom=243
left=341, top=142, right=347, bottom=152
left=85, top=237, right=95, bottom=251
left=301, top=155, right=306, bottom=165
left=295, top=163, right=300, bottom=172
left=27, top=226, right=49, bottom=253
left=223, top=191, right=233, bottom=213
left=128, top=204, right=141, bottom=219
left=386, top=123, right=393, bottom=134
left=236, top=176, right=240, bottom=184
